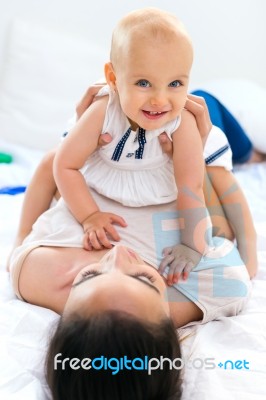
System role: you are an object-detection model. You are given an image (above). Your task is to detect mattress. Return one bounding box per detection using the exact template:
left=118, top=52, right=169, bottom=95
left=0, top=140, right=265, bottom=400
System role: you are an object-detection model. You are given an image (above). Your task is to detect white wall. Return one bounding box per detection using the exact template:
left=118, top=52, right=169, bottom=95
left=0, top=0, right=265, bottom=88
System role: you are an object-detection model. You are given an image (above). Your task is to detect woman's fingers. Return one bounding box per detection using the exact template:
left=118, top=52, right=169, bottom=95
left=76, top=83, right=106, bottom=119
left=185, top=94, right=212, bottom=144
left=159, top=93, right=213, bottom=154
left=158, top=132, right=173, bottom=156
left=98, top=133, right=113, bottom=147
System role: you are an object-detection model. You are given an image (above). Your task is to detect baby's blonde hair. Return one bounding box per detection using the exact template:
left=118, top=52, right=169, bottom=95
left=110, top=8, right=193, bottom=70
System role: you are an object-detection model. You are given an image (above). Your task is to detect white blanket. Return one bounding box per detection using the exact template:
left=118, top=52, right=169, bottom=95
left=0, top=141, right=266, bottom=400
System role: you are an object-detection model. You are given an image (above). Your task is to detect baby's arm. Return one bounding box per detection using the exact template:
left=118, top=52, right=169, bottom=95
left=161, top=110, right=208, bottom=284
left=53, top=96, right=126, bottom=250
left=173, top=110, right=208, bottom=252
left=206, top=166, right=258, bottom=278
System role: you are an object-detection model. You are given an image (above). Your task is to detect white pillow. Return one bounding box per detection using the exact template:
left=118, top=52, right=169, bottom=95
left=194, top=79, right=266, bottom=153
left=0, top=18, right=107, bottom=150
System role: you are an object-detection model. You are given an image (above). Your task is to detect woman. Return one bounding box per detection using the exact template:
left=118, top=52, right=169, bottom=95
left=8, top=89, right=253, bottom=400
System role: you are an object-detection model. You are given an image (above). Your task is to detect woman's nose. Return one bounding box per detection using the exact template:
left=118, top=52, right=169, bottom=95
left=103, top=245, right=133, bottom=270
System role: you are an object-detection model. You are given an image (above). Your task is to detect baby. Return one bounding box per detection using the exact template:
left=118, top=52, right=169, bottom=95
left=53, top=8, right=255, bottom=283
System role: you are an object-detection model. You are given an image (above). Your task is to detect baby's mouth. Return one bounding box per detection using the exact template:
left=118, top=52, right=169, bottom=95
left=142, top=110, right=167, bottom=118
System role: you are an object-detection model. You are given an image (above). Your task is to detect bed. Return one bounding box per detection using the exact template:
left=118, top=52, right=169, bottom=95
left=1, top=145, right=266, bottom=400
left=1, top=14, right=266, bottom=400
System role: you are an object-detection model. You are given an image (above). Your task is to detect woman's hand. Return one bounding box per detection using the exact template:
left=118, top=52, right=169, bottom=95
left=76, top=82, right=114, bottom=147
left=76, top=81, right=106, bottom=119
left=185, top=94, right=212, bottom=146
left=82, top=211, right=127, bottom=250
left=157, top=94, right=213, bottom=155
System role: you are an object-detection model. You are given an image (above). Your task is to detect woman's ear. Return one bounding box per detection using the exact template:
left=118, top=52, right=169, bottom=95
left=104, top=63, right=117, bottom=91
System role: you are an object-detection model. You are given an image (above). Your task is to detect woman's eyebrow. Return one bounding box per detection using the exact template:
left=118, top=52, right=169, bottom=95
left=72, top=273, right=160, bottom=294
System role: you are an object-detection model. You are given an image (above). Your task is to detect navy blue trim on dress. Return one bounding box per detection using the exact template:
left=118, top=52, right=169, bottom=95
left=111, top=127, right=147, bottom=161
left=205, top=144, right=230, bottom=165
left=135, top=128, right=146, bottom=159
left=111, top=127, right=132, bottom=161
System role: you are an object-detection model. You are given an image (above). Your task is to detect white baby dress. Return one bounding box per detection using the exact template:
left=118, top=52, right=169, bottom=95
left=81, top=85, right=232, bottom=207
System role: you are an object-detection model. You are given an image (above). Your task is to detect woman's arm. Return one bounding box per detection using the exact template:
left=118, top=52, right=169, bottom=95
left=203, top=168, right=234, bottom=241
left=6, top=149, right=59, bottom=271
left=206, top=166, right=258, bottom=278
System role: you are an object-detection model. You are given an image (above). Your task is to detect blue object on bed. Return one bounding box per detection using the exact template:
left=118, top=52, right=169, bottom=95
left=0, top=186, right=26, bottom=195
left=191, top=90, right=253, bottom=163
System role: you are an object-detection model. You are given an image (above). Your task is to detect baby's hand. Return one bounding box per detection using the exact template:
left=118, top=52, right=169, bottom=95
left=158, top=244, right=202, bottom=285
left=82, top=211, right=127, bottom=250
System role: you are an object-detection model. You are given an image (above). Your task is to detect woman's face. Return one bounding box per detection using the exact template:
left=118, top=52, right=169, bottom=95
left=64, top=245, right=170, bottom=323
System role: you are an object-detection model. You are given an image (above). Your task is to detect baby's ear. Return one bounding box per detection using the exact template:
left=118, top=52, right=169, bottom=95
left=104, top=63, right=117, bottom=91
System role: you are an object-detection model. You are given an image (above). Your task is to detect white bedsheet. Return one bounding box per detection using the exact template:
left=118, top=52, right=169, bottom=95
left=0, top=142, right=265, bottom=400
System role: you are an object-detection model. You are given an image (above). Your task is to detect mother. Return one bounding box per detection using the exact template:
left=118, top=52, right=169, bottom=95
left=9, top=91, right=251, bottom=400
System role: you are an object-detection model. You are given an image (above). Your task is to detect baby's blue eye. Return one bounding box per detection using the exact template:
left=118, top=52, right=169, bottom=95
left=136, top=80, right=151, bottom=88
left=169, top=80, right=181, bottom=88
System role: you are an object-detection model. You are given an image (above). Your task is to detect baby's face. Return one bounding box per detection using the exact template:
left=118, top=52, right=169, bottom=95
left=113, top=34, right=193, bottom=131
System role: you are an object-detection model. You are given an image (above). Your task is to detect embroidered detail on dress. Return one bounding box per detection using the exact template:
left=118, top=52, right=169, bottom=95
left=135, top=128, right=147, bottom=159
left=205, top=144, right=230, bottom=165
left=111, top=128, right=132, bottom=161
left=111, top=127, right=147, bottom=161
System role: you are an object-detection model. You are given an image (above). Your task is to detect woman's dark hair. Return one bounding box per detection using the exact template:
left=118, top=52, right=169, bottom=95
left=46, top=311, right=182, bottom=400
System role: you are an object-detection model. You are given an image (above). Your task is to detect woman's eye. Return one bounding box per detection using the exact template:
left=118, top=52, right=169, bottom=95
left=132, top=272, right=156, bottom=283
left=169, top=80, right=181, bottom=88
left=136, top=80, right=151, bottom=88
left=139, top=275, right=153, bottom=284
left=81, top=269, right=100, bottom=278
